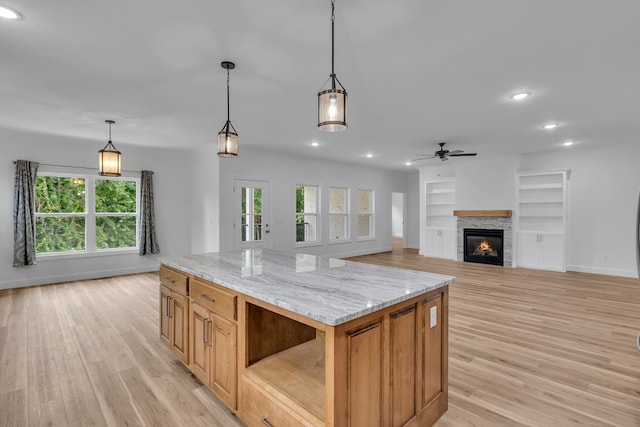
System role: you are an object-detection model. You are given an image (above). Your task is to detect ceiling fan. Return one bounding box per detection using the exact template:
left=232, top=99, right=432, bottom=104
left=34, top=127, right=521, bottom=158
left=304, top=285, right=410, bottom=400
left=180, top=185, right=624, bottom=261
left=413, top=142, right=478, bottom=162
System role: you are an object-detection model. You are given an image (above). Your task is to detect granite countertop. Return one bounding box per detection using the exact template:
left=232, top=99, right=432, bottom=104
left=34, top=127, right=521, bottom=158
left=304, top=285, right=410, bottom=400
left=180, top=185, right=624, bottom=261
left=160, top=249, right=454, bottom=326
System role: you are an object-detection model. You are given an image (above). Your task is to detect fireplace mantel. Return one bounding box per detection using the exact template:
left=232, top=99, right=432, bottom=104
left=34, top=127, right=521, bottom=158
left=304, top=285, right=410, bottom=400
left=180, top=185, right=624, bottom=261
left=454, top=210, right=512, bottom=217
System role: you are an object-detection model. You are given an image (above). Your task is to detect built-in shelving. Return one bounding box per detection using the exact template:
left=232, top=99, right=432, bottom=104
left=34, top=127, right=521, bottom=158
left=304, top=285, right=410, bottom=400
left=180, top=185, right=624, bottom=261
left=515, top=170, right=568, bottom=271
left=425, top=179, right=456, bottom=259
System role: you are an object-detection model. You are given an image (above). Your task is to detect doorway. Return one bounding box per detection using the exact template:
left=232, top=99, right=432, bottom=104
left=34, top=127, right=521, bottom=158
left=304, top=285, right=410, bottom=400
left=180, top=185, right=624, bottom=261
left=234, top=179, right=271, bottom=250
left=391, top=192, right=406, bottom=251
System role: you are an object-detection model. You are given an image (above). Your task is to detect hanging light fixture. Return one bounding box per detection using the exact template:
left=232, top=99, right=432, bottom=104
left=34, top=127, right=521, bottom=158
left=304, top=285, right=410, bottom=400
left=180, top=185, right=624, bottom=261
left=98, top=120, right=122, bottom=176
left=217, top=61, right=239, bottom=158
left=317, top=0, right=347, bottom=132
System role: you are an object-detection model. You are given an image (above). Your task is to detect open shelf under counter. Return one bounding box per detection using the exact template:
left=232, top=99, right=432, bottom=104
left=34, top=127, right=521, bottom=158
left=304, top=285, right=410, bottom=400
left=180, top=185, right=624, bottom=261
left=244, top=338, right=325, bottom=424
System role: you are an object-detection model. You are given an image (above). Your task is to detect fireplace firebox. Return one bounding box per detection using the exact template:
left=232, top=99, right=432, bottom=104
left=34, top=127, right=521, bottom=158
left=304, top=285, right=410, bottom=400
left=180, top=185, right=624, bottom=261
left=463, top=228, right=504, bottom=266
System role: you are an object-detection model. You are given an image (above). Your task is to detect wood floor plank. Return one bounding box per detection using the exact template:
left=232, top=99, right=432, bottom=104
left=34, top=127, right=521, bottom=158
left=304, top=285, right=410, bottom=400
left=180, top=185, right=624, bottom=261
left=0, top=389, right=27, bottom=427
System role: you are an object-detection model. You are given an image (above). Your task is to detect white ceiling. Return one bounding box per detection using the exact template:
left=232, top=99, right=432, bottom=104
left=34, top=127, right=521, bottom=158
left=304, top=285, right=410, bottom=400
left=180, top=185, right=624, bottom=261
left=1, top=0, right=639, bottom=171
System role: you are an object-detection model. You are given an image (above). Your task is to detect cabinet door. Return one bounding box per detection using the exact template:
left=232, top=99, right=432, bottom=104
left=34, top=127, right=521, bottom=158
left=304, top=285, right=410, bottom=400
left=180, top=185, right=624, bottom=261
left=159, top=285, right=171, bottom=348
left=210, top=313, right=237, bottom=409
left=171, top=292, right=189, bottom=364
left=440, top=228, right=457, bottom=260
left=390, top=305, right=417, bottom=427
left=424, top=228, right=441, bottom=257
left=540, top=233, right=566, bottom=272
left=190, top=302, right=211, bottom=385
left=517, top=232, right=541, bottom=268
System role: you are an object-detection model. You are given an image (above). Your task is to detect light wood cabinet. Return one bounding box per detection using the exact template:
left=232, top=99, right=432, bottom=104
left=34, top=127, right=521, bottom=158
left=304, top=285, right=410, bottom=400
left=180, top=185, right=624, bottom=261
left=188, top=277, right=238, bottom=409
left=159, top=266, right=189, bottom=365
left=160, top=263, right=449, bottom=427
left=240, top=287, right=449, bottom=427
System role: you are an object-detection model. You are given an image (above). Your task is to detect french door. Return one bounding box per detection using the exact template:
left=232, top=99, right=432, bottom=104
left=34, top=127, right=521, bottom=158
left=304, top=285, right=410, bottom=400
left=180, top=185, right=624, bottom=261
left=234, top=179, right=271, bottom=250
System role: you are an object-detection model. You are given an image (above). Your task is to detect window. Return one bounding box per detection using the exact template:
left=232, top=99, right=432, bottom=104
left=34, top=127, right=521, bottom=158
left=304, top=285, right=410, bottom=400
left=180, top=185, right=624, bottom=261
left=35, top=173, right=139, bottom=255
left=329, top=187, right=349, bottom=241
left=357, top=189, right=374, bottom=239
left=296, top=184, right=319, bottom=243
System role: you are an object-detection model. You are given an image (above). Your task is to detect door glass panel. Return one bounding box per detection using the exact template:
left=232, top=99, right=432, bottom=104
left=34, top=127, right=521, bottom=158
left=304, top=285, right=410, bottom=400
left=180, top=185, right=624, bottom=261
left=241, top=186, right=263, bottom=242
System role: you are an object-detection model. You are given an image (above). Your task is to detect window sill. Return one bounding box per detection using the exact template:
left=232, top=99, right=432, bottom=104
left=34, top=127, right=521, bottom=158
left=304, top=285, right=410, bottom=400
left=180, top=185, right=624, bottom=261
left=37, top=248, right=139, bottom=261
left=328, top=239, right=352, bottom=245
left=295, top=241, right=323, bottom=249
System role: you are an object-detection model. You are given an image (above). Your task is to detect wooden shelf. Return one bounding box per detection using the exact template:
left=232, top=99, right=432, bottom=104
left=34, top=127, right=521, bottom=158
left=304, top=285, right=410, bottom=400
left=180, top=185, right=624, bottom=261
left=246, top=338, right=325, bottom=422
left=453, top=210, right=512, bottom=217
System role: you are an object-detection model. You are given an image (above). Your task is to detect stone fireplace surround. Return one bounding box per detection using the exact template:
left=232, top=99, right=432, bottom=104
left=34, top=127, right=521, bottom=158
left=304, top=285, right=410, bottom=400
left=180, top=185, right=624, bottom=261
left=454, top=210, right=512, bottom=267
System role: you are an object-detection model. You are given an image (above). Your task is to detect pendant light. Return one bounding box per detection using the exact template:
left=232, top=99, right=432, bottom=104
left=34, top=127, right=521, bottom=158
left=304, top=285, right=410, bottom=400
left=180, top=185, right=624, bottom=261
left=317, top=0, right=347, bottom=132
left=98, top=120, right=122, bottom=176
left=217, top=61, right=239, bottom=158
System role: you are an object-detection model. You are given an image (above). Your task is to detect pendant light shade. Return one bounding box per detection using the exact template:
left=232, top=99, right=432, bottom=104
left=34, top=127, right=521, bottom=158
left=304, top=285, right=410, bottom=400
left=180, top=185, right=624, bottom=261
left=218, top=61, right=239, bottom=158
left=318, top=0, right=347, bottom=132
left=99, top=120, right=122, bottom=176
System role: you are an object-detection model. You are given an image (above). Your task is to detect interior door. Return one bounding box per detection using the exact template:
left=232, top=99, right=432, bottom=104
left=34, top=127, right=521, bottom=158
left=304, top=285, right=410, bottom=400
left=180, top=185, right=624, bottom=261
left=234, top=179, right=271, bottom=250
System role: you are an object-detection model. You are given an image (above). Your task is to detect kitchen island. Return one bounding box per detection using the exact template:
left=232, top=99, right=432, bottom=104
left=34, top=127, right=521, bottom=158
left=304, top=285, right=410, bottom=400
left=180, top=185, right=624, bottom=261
left=159, top=249, right=454, bottom=427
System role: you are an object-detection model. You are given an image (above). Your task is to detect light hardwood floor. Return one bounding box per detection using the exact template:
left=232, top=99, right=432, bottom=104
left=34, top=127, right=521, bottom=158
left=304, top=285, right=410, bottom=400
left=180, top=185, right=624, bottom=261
left=1, top=248, right=639, bottom=426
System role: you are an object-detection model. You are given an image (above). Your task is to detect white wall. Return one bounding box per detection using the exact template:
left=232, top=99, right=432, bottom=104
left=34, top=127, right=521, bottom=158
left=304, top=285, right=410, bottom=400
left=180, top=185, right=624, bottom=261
left=520, top=145, right=640, bottom=277
left=190, top=144, right=220, bottom=254
left=219, top=148, right=411, bottom=258
left=0, top=128, right=192, bottom=289
left=406, top=172, right=420, bottom=249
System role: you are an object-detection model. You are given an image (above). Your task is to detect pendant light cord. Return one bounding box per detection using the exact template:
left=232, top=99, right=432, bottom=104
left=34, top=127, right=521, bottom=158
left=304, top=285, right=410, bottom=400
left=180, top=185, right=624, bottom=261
left=108, top=121, right=112, bottom=141
left=331, top=0, right=336, bottom=88
left=226, top=68, right=231, bottom=124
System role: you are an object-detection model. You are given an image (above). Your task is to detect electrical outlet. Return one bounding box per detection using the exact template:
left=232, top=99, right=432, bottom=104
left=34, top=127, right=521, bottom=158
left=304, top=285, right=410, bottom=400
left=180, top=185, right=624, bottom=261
left=430, top=306, right=437, bottom=328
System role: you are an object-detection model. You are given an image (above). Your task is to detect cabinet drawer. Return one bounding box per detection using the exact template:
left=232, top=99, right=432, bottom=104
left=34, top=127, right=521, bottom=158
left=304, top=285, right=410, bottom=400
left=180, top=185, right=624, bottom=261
left=240, top=376, right=320, bottom=427
left=159, top=265, right=189, bottom=296
left=191, top=278, right=237, bottom=321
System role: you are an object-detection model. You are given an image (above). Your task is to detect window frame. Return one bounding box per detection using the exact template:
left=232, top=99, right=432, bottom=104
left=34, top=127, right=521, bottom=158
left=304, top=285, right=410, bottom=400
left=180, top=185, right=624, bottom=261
left=35, top=171, right=141, bottom=259
left=295, top=183, right=321, bottom=247
left=328, top=186, right=350, bottom=243
left=356, top=188, right=375, bottom=240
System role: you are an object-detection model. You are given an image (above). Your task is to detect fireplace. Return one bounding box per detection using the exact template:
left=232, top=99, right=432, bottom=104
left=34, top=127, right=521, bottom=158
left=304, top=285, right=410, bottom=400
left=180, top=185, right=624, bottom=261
left=463, top=228, right=504, bottom=266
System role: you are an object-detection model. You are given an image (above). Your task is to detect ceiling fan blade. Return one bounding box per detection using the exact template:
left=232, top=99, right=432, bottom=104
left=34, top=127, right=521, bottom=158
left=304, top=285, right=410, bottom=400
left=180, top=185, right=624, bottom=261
left=447, top=150, right=463, bottom=155
left=411, top=155, right=437, bottom=161
left=449, top=153, right=477, bottom=157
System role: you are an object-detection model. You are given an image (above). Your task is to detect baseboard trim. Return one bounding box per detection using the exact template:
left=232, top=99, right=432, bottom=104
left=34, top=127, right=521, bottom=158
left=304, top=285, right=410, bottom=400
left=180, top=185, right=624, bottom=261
left=0, top=265, right=160, bottom=290
left=567, top=264, right=638, bottom=279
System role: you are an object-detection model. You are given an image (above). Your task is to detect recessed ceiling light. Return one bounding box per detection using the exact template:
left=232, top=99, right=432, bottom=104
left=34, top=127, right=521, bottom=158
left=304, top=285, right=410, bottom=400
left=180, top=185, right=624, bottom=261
left=366, top=153, right=373, bottom=158
left=311, top=141, right=319, bottom=147
left=405, top=162, right=412, bottom=166
left=510, top=91, right=531, bottom=101
left=563, top=141, right=574, bottom=146
left=0, top=6, right=22, bottom=20
left=543, top=123, right=558, bottom=130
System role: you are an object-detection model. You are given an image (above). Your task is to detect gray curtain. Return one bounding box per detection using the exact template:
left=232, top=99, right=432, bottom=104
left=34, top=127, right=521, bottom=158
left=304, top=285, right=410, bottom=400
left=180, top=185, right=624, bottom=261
left=13, top=160, right=39, bottom=267
left=139, top=170, right=160, bottom=255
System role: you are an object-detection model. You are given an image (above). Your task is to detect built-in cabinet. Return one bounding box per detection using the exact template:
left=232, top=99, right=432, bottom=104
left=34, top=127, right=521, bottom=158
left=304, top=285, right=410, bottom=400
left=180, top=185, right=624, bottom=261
left=159, top=266, right=189, bottom=365
left=189, top=277, right=238, bottom=409
left=425, top=179, right=456, bottom=260
left=515, top=170, right=568, bottom=272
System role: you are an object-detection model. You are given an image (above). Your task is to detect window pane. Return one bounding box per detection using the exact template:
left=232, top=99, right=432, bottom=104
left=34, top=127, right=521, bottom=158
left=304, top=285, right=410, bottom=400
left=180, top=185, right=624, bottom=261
left=357, top=190, right=372, bottom=214
left=242, top=214, right=262, bottom=242
left=329, top=188, right=347, bottom=213
left=358, top=215, right=372, bottom=237
left=95, top=180, right=137, bottom=213
left=36, top=176, right=85, bottom=213
left=330, top=214, right=348, bottom=240
left=96, top=216, right=137, bottom=249
left=296, top=214, right=318, bottom=242
left=36, top=216, right=85, bottom=253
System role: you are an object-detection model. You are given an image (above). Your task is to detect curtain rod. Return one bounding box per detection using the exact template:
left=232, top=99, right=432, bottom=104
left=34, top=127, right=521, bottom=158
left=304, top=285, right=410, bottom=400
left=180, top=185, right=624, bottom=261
left=12, top=160, right=139, bottom=174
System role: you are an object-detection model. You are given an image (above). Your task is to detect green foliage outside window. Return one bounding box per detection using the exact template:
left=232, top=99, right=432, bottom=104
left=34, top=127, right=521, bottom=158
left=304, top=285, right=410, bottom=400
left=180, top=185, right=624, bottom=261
left=35, top=175, right=138, bottom=254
